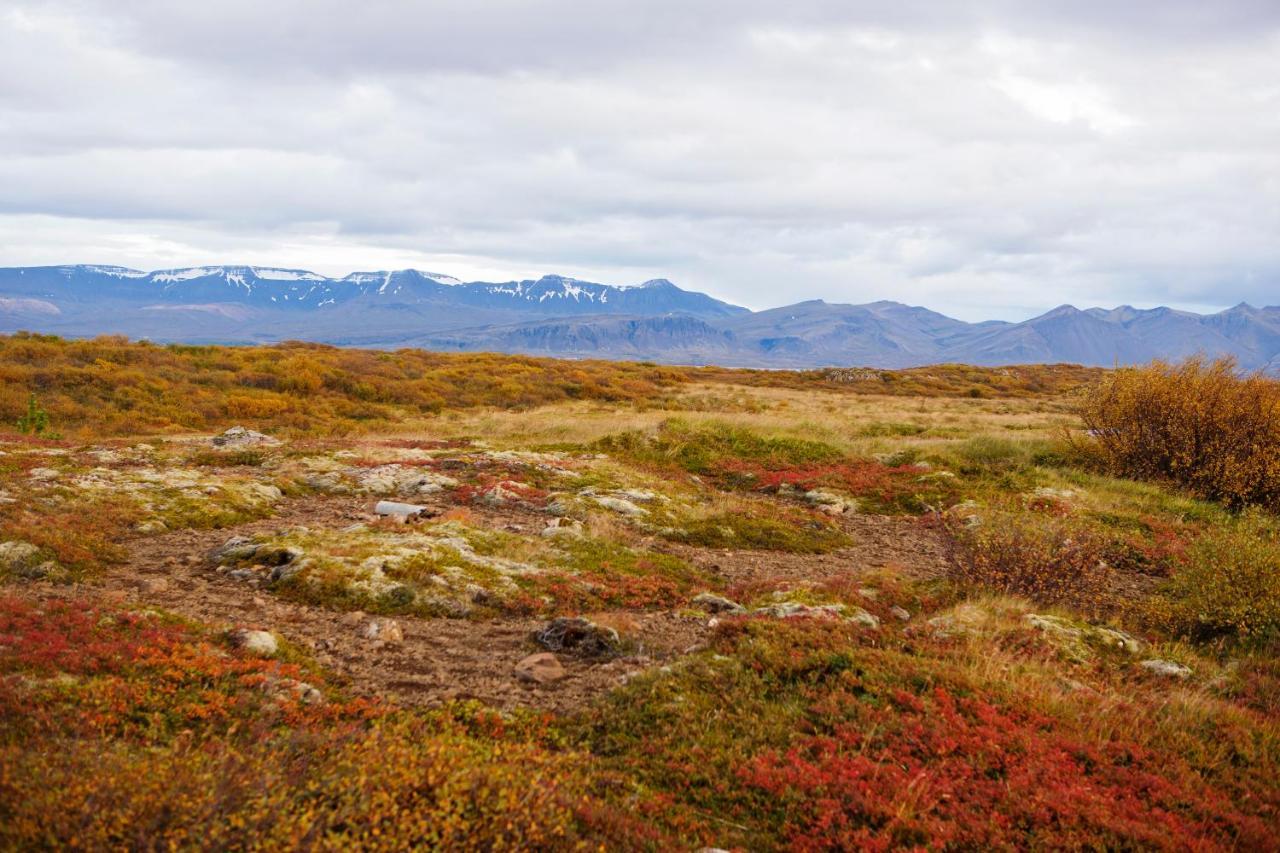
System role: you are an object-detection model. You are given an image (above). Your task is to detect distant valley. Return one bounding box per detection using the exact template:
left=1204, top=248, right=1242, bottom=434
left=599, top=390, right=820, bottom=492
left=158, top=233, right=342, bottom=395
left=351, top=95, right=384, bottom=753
left=2, top=264, right=1278, bottom=371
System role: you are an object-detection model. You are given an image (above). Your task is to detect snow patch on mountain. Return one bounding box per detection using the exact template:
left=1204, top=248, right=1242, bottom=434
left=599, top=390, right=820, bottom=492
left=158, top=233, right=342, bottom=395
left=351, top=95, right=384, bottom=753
left=251, top=268, right=327, bottom=281
left=76, top=265, right=148, bottom=279
left=150, top=267, right=227, bottom=283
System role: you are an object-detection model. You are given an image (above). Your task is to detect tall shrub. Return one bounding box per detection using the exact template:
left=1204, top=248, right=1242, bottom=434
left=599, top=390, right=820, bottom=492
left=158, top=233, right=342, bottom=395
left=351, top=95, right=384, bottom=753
left=1075, top=357, right=1280, bottom=510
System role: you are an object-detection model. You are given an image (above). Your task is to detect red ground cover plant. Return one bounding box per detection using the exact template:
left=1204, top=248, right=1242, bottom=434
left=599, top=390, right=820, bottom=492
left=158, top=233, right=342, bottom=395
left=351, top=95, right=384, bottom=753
left=573, top=616, right=1280, bottom=850
left=453, top=477, right=551, bottom=507
left=714, top=458, right=958, bottom=513
left=0, top=595, right=374, bottom=741
left=0, top=593, right=668, bottom=849
left=739, top=686, right=1271, bottom=850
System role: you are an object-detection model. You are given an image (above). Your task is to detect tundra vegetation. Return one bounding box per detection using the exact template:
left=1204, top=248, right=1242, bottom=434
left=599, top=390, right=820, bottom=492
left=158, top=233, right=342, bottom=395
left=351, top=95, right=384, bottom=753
left=0, top=337, right=1277, bottom=850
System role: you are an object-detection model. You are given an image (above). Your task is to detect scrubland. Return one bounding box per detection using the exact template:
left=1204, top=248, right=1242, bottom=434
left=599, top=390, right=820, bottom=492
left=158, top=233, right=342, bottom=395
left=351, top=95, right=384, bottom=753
left=1, top=338, right=1277, bottom=850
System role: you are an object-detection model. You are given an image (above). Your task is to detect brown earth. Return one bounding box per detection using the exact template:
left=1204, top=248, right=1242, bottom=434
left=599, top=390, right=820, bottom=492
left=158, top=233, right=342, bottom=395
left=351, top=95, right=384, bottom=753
left=33, top=492, right=952, bottom=713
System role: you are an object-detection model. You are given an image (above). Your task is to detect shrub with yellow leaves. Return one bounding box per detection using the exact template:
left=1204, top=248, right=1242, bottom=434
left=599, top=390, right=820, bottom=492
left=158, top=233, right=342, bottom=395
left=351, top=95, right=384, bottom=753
left=1074, top=356, right=1280, bottom=511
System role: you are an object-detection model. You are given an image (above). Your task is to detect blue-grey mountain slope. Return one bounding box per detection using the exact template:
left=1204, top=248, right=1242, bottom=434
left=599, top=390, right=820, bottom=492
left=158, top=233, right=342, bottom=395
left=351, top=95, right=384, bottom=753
left=1, top=264, right=1277, bottom=371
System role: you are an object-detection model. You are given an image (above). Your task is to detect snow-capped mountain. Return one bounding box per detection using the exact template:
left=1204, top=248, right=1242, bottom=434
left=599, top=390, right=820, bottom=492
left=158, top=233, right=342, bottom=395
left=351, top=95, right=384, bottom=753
left=1, top=264, right=1277, bottom=371
left=2, top=265, right=743, bottom=317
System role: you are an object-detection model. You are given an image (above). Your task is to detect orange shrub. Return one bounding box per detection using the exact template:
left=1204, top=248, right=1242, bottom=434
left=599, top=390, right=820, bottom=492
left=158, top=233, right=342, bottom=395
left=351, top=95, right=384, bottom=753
left=1075, top=357, right=1280, bottom=511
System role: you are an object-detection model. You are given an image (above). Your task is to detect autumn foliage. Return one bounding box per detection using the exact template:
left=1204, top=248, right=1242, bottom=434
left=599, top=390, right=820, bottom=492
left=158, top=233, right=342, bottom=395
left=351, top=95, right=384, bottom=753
left=0, top=332, right=1098, bottom=438
left=946, top=511, right=1118, bottom=614
left=1076, top=356, right=1280, bottom=511
left=0, top=595, right=663, bottom=849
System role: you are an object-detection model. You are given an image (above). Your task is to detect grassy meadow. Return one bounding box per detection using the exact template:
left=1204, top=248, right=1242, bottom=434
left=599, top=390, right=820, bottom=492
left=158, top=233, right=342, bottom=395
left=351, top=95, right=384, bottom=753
left=1, top=336, right=1277, bottom=850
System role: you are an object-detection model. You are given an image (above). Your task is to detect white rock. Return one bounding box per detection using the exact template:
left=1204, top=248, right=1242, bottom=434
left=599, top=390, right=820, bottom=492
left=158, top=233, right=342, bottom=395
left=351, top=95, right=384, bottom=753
left=230, top=629, right=278, bottom=657
left=0, top=540, right=41, bottom=568
left=251, top=484, right=284, bottom=502
left=693, top=592, right=746, bottom=615
left=374, top=500, right=430, bottom=519
left=1141, top=659, right=1192, bottom=679
left=593, top=495, right=646, bottom=516
left=211, top=426, right=281, bottom=449
left=754, top=601, right=846, bottom=620
left=847, top=607, right=881, bottom=628
left=614, top=489, right=660, bottom=503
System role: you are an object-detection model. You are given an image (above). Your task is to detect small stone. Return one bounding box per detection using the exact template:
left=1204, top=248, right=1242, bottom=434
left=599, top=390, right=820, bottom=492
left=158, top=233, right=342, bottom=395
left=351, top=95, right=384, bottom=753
left=542, top=518, right=584, bottom=538
left=210, top=536, right=259, bottom=564
left=802, top=489, right=855, bottom=514
left=514, top=652, right=566, bottom=684
left=479, top=481, right=525, bottom=507
left=692, top=592, right=746, bottom=615
left=251, top=484, right=284, bottom=502
left=362, top=618, right=404, bottom=644
left=535, top=617, right=621, bottom=657
left=374, top=500, right=430, bottom=519
left=0, top=541, right=42, bottom=576
left=614, top=489, right=659, bottom=503
left=211, top=426, right=281, bottom=449
left=1140, top=659, right=1192, bottom=679
left=890, top=605, right=912, bottom=622
left=754, top=601, right=847, bottom=620
left=847, top=607, right=881, bottom=628
left=592, top=495, right=647, bottom=516
left=230, top=629, right=278, bottom=657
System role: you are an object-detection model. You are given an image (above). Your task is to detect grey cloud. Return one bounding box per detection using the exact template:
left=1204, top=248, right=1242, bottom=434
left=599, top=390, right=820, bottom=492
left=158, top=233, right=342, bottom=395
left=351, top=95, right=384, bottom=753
left=0, top=0, right=1278, bottom=320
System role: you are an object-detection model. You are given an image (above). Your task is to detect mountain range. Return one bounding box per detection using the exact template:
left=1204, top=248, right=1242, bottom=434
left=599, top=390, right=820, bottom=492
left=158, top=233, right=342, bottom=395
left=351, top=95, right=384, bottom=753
left=2, top=264, right=1278, bottom=372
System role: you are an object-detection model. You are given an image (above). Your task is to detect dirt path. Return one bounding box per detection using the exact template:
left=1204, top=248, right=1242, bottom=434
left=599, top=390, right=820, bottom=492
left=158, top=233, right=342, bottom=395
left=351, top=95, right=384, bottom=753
left=61, top=493, right=951, bottom=713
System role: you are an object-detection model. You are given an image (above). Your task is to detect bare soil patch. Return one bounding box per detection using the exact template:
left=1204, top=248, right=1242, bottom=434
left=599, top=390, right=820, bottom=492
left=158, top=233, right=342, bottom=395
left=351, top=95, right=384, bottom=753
left=50, top=493, right=949, bottom=713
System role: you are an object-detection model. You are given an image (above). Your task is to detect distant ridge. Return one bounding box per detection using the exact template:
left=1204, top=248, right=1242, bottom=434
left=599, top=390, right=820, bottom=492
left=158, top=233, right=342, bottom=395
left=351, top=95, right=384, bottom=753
left=1, top=264, right=1277, bottom=371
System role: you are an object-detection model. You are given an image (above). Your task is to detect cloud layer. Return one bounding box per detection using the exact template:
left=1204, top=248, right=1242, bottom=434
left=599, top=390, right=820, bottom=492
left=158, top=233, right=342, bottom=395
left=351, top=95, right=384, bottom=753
left=2, top=1, right=1278, bottom=318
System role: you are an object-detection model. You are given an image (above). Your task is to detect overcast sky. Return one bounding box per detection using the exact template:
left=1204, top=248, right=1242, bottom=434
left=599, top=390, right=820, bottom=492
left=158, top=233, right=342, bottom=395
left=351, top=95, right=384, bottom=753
left=1, top=1, right=1277, bottom=319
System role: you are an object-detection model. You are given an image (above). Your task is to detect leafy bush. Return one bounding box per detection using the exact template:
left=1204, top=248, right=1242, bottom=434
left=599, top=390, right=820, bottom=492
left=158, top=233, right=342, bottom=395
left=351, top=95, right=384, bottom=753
left=1150, top=512, right=1280, bottom=645
left=1075, top=357, right=1280, bottom=511
left=14, top=393, right=57, bottom=439
left=947, top=512, right=1115, bottom=613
